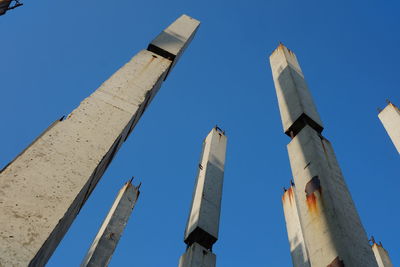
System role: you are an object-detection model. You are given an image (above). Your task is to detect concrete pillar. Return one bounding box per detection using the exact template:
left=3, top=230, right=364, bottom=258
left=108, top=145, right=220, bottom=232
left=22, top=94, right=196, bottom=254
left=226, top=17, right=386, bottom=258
left=81, top=180, right=140, bottom=267
left=179, top=127, right=227, bottom=267
left=269, top=43, right=323, bottom=137
left=0, top=14, right=200, bottom=267
left=270, top=44, right=378, bottom=267
left=371, top=241, right=393, bottom=267
left=178, top=242, right=216, bottom=267
left=282, top=186, right=310, bottom=267
left=378, top=101, right=400, bottom=153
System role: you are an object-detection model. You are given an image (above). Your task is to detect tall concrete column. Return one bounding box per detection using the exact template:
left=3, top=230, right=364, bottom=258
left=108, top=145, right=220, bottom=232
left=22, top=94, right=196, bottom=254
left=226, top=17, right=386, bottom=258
left=81, top=180, right=140, bottom=267
left=378, top=101, right=400, bottom=154
left=270, top=44, right=378, bottom=266
left=371, top=240, right=393, bottom=267
left=0, top=14, right=200, bottom=267
left=178, top=127, right=227, bottom=267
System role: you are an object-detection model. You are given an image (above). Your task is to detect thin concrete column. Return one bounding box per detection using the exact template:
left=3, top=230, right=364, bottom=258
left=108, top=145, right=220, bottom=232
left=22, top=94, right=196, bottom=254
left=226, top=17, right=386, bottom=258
left=378, top=101, right=400, bottom=154
left=0, top=14, right=199, bottom=267
left=371, top=239, right=393, bottom=267
left=81, top=180, right=140, bottom=267
left=282, top=186, right=310, bottom=267
left=270, top=44, right=378, bottom=267
left=178, top=127, right=227, bottom=267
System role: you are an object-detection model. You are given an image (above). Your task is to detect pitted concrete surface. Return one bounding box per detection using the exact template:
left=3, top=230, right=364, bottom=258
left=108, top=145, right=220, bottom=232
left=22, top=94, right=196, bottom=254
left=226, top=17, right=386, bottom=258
left=0, top=50, right=170, bottom=267
left=0, top=13, right=199, bottom=266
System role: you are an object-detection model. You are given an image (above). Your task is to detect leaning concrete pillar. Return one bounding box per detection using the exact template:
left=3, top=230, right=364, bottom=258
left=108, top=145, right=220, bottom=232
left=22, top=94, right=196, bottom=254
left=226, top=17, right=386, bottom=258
left=179, top=127, right=227, bottom=267
left=270, top=44, right=378, bottom=266
left=81, top=180, right=140, bottom=267
left=0, top=14, right=200, bottom=267
left=378, top=101, right=400, bottom=154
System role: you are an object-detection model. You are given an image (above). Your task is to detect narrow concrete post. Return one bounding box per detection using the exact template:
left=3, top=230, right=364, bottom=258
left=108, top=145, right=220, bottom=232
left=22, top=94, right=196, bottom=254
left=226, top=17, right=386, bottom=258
left=270, top=44, right=378, bottom=266
left=0, top=14, right=200, bottom=267
left=371, top=241, right=394, bottom=267
left=178, top=242, right=216, bottom=267
left=81, top=180, right=140, bottom=267
left=179, top=127, right=227, bottom=267
left=282, top=186, right=310, bottom=267
left=378, top=101, right=400, bottom=154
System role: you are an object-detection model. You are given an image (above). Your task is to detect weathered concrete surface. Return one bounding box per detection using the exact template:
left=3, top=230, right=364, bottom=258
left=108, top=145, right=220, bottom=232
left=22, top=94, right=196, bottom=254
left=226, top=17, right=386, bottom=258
left=0, top=14, right=199, bottom=267
left=178, top=242, right=216, bottom=267
left=271, top=44, right=378, bottom=266
left=378, top=102, right=400, bottom=154
left=282, top=186, right=310, bottom=267
left=148, top=14, right=200, bottom=78
left=81, top=181, right=140, bottom=267
left=270, top=44, right=323, bottom=136
left=372, top=242, right=394, bottom=267
left=287, top=126, right=377, bottom=266
left=184, top=127, right=227, bottom=250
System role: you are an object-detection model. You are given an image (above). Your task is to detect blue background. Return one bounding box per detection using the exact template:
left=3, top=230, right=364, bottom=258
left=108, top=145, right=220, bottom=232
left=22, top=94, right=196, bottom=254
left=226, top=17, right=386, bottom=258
left=1, top=0, right=399, bottom=266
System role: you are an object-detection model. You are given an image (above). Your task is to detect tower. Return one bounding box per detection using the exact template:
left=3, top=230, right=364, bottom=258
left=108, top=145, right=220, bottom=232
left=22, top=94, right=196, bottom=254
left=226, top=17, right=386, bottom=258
left=0, top=14, right=199, bottom=266
left=378, top=101, right=400, bottom=154
left=270, top=44, right=378, bottom=266
left=179, top=127, right=227, bottom=267
left=81, top=180, right=140, bottom=267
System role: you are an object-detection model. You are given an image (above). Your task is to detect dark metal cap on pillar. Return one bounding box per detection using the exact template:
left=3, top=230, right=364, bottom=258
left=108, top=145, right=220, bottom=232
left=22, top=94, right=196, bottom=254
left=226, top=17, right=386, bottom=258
left=147, top=14, right=200, bottom=80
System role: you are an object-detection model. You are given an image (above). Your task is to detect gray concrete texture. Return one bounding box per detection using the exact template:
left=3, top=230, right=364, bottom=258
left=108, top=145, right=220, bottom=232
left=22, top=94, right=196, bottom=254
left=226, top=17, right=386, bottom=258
left=271, top=44, right=378, bottom=266
left=282, top=186, right=310, bottom=267
left=270, top=44, right=323, bottom=136
left=378, top=102, right=400, bottom=154
left=178, top=242, right=216, bottom=267
left=81, top=181, right=140, bottom=267
left=184, top=127, right=227, bottom=250
left=0, top=14, right=199, bottom=267
left=372, top=243, right=394, bottom=267
left=287, top=125, right=377, bottom=266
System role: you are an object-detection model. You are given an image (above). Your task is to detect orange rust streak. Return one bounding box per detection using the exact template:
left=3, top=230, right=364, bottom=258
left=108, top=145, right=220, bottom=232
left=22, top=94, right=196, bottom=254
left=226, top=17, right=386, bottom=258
left=282, top=191, right=288, bottom=202
left=306, top=192, right=318, bottom=213
left=288, top=187, right=294, bottom=206
left=282, top=187, right=295, bottom=206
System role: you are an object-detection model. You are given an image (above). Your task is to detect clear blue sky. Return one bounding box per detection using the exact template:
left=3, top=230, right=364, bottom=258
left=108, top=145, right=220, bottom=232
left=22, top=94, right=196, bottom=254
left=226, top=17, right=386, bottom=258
left=1, top=0, right=399, bottom=266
